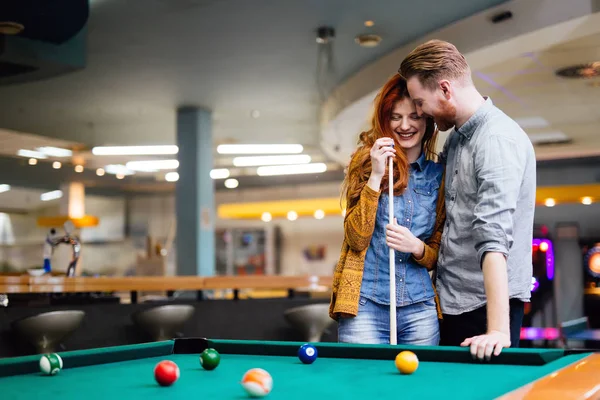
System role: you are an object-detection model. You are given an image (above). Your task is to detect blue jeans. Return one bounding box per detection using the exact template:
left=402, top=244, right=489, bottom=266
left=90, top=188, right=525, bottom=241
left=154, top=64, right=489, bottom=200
left=338, top=296, right=440, bottom=345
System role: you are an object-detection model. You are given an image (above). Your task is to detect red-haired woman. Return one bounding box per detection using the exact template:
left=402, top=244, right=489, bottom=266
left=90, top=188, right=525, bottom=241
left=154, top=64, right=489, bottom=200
left=329, top=73, right=446, bottom=345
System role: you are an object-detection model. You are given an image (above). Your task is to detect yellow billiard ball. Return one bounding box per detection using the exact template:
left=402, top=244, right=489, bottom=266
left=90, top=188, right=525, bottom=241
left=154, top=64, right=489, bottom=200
left=395, top=351, right=419, bottom=374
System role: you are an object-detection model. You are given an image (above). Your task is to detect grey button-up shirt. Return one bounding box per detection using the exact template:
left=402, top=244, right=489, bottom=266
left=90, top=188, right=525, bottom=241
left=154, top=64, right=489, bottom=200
left=437, top=97, right=536, bottom=315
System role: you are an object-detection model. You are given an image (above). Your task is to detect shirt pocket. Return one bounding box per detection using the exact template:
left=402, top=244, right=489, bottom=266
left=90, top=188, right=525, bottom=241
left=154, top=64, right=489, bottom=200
left=413, top=183, right=439, bottom=237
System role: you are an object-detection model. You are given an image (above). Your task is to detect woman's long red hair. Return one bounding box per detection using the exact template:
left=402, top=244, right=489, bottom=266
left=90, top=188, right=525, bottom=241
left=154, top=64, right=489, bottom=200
left=342, top=73, right=438, bottom=210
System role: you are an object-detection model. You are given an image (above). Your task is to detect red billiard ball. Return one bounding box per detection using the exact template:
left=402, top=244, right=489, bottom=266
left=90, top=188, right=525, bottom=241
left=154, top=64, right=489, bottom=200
left=154, top=360, right=180, bottom=386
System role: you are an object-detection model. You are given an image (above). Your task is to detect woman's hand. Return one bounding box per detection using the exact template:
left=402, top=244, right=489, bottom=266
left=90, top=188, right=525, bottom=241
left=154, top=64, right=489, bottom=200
left=367, top=138, right=395, bottom=191
left=386, top=218, right=424, bottom=257
left=370, top=138, right=395, bottom=178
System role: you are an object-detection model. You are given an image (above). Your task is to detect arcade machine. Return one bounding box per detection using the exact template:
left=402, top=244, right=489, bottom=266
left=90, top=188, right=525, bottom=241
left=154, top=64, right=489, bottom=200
left=520, top=226, right=558, bottom=347
left=583, top=241, right=600, bottom=328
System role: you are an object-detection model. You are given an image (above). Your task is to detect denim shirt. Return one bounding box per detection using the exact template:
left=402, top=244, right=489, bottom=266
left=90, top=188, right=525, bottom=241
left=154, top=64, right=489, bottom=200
left=360, top=152, right=444, bottom=306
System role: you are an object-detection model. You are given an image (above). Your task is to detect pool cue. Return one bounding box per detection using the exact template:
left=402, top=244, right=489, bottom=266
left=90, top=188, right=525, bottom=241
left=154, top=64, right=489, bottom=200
left=388, top=151, right=397, bottom=345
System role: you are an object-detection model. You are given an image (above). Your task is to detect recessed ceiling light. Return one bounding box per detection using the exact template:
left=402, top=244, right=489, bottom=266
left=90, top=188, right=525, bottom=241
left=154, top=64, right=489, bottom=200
left=165, top=172, right=179, bottom=182
left=126, top=159, right=179, bottom=172
left=96, top=168, right=105, bottom=176
left=36, top=147, right=72, bottom=158
left=52, top=161, right=62, bottom=169
left=544, top=198, right=556, bottom=207
left=314, top=209, right=325, bottom=219
left=116, top=173, right=125, bottom=180
left=210, top=168, right=230, bottom=179
left=287, top=211, right=298, bottom=221
left=355, top=34, right=382, bottom=48
left=74, top=165, right=84, bottom=173
left=261, top=212, right=272, bottom=222
left=104, top=164, right=135, bottom=176
left=28, top=158, right=37, bottom=165
left=224, top=178, right=239, bottom=189
left=364, top=20, right=374, bottom=27
left=582, top=197, right=593, bottom=205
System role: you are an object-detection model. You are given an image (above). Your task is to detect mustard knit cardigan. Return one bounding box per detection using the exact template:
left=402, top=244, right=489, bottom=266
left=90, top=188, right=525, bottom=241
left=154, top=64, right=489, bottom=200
left=329, top=162, right=446, bottom=321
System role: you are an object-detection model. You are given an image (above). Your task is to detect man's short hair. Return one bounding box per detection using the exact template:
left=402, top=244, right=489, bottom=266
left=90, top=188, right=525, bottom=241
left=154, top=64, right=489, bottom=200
left=399, top=40, right=471, bottom=90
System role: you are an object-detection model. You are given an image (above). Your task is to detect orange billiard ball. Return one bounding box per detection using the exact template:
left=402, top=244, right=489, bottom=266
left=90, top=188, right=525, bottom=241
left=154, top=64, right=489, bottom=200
left=395, top=351, right=419, bottom=374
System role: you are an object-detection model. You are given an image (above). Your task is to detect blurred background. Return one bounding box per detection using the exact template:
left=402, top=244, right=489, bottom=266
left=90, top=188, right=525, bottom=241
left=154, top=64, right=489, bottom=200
left=0, top=0, right=599, bottom=356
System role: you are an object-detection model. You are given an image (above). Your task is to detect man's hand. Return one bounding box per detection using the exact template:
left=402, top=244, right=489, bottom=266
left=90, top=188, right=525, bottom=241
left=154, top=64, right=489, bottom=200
left=461, top=330, right=511, bottom=361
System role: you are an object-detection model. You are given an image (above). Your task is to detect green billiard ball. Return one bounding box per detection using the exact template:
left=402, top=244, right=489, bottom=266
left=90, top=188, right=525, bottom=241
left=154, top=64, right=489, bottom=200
left=199, top=348, right=220, bottom=370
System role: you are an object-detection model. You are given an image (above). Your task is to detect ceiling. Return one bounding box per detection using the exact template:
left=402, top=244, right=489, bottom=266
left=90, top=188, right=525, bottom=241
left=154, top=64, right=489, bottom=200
left=0, top=0, right=507, bottom=192
left=472, top=31, right=600, bottom=160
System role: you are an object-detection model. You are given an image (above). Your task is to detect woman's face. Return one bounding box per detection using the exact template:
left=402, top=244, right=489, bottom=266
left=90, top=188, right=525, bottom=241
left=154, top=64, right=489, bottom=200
left=389, top=97, right=427, bottom=154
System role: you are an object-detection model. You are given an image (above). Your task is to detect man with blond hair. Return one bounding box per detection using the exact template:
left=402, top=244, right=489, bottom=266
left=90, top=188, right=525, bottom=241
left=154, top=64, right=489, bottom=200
left=398, top=40, right=536, bottom=360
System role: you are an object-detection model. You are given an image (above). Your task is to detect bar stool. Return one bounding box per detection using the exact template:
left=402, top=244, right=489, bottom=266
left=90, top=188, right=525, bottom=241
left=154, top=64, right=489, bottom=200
left=283, top=303, right=334, bottom=342
left=11, top=310, right=85, bottom=353
left=132, top=304, right=194, bottom=341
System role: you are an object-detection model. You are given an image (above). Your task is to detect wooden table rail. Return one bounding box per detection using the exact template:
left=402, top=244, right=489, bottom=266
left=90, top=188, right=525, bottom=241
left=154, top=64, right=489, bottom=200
left=0, top=275, right=333, bottom=302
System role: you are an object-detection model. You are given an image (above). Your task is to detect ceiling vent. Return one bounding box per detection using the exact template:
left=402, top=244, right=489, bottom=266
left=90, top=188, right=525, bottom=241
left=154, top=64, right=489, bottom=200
left=555, top=62, right=600, bottom=79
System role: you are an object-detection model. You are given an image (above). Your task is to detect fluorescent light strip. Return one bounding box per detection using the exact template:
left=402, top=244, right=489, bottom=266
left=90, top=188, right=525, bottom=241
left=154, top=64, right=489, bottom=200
left=0, top=184, right=10, bottom=193
left=210, top=168, right=230, bottom=179
left=36, top=146, right=72, bottom=157
left=217, top=144, right=303, bottom=154
left=233, top=154, right=311, bottom=167
left=92, top=145, right=178, bottom=156
left=41, top=190, right=63, bottom=201
left=17, top=149, right=47, bottom=159
left=126, top=159, right=179, bottom=172
left=104, top=164, right=135, bottom=175
left=256, top=163, right=327, bottom=176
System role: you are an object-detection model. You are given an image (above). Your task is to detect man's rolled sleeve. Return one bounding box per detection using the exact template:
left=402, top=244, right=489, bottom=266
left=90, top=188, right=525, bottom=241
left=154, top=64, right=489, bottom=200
left=472, top=134, right=524, bottom=268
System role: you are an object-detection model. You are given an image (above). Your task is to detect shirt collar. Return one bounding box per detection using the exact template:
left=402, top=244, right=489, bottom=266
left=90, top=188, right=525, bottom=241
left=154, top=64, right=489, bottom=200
left=410, top=151, right=426, bottom=172
left=455, top=97, right=493, bottom=140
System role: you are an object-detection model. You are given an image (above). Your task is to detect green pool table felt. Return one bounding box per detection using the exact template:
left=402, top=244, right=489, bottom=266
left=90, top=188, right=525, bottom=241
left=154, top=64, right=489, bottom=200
left=0, top=340, right=590, bottom=400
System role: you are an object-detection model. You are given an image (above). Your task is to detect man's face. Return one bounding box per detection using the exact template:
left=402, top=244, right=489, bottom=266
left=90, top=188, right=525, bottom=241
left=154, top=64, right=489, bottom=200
left=407, top=76, right=457, bottom=131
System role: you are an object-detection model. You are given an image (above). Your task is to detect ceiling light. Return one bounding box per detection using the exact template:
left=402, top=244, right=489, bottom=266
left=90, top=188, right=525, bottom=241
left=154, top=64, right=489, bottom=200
left=96, top=168, right=105, bottom=176
left=36, top=147, right=72, bottom=157
left=582, top=197, right=593, bottom=205
left=17, top=149, right=47, bottom=159
left=355, top=34, right=382, bottom=48
left=126, top=159, right=179, bottom=172
left=165, top=172, right=179, bottom=182
left=514, top=117, right=549, bottom=129
left=544, top=198, right=556, bottom=207
left=555, top=62, right=600, bottom=79
left=287, top=211, right=298, bottom=221
left=41, top=190, right=63, bottom=201
left=0, top=21, right=24, bottom=35
left=224, top=178, right=239, bottom=189
left=364, top=20, right=374, bottom=27
left=74, top=165, right=84, bottom=173
left=256, top=163, right=327, bottom=176
left=261, top=212, right=272, bottom=222
left=314, top=209, right=325, bottom=219
left=217, top=144, right=303, bottom=154
left=528, top=132, right=570, bottom=145
left=116, top=173, right=125, bottom=180
left=210, top=168, right=230, bottom=179
left=104, top=164, right=135, bottom=176
left=52, top=161, right=61, bottom=169
left=28, top=158, right=37, bottom=165
left=0, top=184, right=10, bottom=193
left=233, top=155, right=311, bottom=167
left=92, top=145, right=178, bottom=156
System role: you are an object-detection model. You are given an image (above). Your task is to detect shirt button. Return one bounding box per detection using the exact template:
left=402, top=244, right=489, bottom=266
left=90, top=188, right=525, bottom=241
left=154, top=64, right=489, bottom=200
left=451, top=196, right=455, bottom=201
left=455, top=169, right=458, bottom=174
